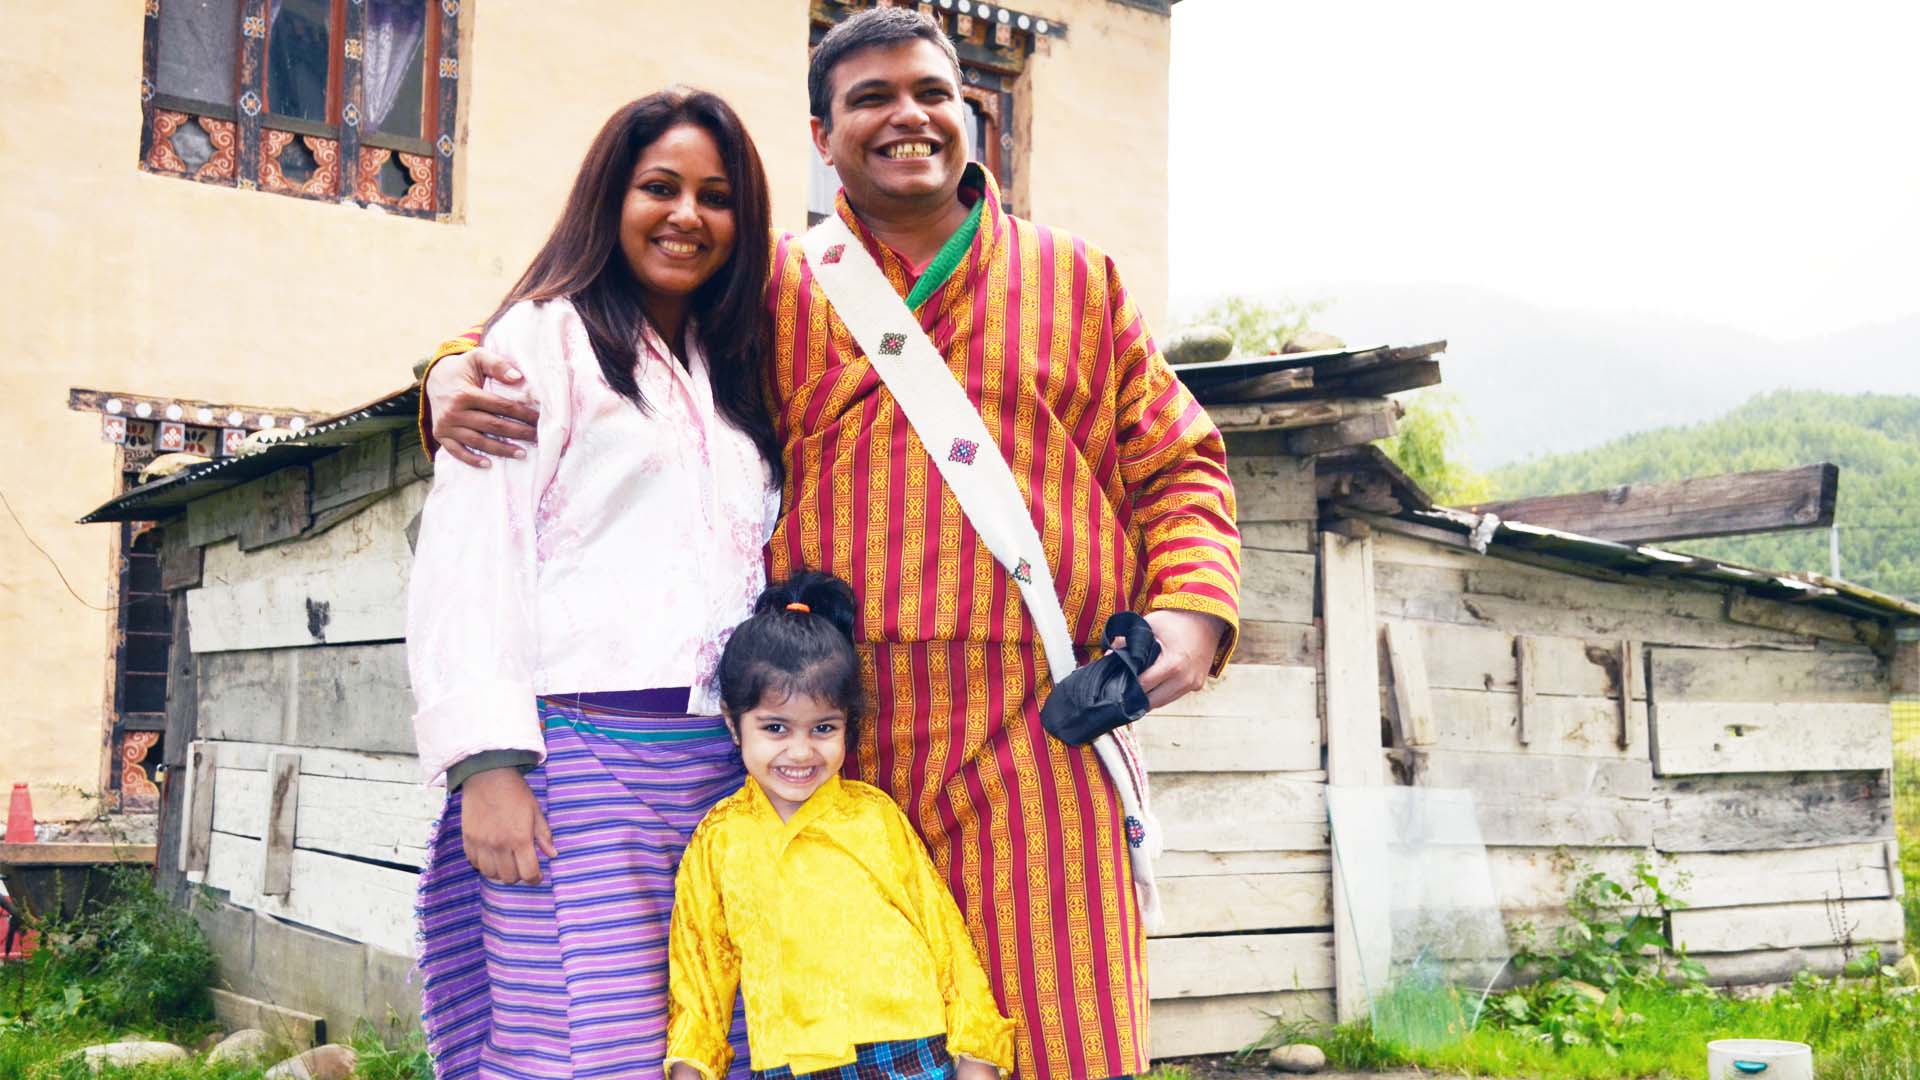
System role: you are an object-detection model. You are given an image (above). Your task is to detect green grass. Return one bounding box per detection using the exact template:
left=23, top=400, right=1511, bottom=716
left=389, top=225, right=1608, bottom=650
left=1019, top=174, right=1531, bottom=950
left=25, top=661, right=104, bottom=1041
left=0, top=869, right=428, bottom=1080
left=1294, top=975, right=1920, bottom=1080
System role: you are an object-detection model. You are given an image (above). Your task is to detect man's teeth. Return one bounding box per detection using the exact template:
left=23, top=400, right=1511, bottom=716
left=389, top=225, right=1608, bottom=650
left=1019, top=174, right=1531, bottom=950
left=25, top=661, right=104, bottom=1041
left=884, top=142, right=934, bottom=159
left=659, top=239, right=698, bottom=255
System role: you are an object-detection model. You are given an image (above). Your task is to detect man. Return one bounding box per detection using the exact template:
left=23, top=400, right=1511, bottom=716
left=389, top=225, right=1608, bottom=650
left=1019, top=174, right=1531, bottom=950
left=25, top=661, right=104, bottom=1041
left=422, top=11, right=1241, bottom=1078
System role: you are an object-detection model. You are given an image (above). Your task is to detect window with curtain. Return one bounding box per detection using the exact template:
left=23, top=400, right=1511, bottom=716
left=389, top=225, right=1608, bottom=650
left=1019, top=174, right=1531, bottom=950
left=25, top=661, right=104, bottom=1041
left=139, top=0, right=461, bottom=219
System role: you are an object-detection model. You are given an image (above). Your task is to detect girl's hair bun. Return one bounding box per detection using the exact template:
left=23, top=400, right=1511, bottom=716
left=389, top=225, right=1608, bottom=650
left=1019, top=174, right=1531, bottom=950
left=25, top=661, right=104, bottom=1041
left=755, top=569, right=857, bottom=644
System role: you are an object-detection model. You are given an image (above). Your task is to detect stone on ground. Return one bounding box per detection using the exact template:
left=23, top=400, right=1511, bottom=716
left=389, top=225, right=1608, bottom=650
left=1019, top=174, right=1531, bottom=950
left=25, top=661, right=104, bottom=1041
left=74, top=1041, right=190, bottom=1072
left=264, top=1043, right=359, bottom=1080
left=207, top=1027, right=282, bottom=1067
left=1266, top=1042, right=1328, bottom=1073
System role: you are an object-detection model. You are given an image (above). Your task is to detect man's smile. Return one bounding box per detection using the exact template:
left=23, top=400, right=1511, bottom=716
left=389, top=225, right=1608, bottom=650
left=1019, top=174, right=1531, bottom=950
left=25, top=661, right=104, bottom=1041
left=879, top=140, right=936, bottom=159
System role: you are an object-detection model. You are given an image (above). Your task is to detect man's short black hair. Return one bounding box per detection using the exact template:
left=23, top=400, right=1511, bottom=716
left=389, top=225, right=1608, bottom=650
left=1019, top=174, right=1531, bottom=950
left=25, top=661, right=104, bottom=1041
left=808, top=7, right=964, bottom=129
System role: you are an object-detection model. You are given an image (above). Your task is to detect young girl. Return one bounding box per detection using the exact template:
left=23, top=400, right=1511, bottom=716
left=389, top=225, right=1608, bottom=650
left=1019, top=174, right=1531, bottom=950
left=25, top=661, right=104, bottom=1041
left=665, top=572, right=1014, bottom=1080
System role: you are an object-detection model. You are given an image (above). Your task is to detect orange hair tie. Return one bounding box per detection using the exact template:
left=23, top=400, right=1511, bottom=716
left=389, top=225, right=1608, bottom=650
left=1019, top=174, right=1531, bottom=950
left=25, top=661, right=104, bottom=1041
left=785, top=602, right=811, bottom=614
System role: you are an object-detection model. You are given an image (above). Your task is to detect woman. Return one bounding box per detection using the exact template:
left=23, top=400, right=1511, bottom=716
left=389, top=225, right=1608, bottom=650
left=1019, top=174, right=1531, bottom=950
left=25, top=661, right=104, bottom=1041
left=407, top=88, right=778, bottom=1080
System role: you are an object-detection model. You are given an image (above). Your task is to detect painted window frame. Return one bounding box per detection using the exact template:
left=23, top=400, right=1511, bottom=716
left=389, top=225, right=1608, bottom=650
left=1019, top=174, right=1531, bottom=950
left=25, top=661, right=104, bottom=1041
left=138, top=0, right=463, bottom=220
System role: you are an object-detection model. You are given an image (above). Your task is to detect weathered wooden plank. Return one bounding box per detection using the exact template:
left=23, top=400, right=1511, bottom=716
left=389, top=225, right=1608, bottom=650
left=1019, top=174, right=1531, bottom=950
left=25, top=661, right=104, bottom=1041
left=188, top=555, right=408, bottom=652
left=211, top=766, right=438, bottom=869
left=1323, top=534, right=1383, bottom=788
left=1321, top=533, right=1386, bottom=1025
left=1409, top=621, right=1644, bottom=700
left=1655, top=771, right=1894, bottom=852
left=1697, top=942, right=1906, bottom=986
left=212, top=768, right=267, bottom=838
left=1214, top=399, right=1395, bottom=436
left=1155, top=773, right=1328, bottom=853
left=1147, top=931, right=1335, bottom=999
left=1240, top=548, right=1317, bottom=624
left=1382, top=621, right=1435, bottom=747
left=200, top=481, right=425, bottom=588
left=1724, top=590, right=1885, bottom=650
left=205, top=831, right=417, bottom=956
left=294, top=774, right=438, bottom=868
left=1375, top=565, right=1813, bottom=649
left=1157, top=849, right=1331, bottom=879
left=311, top=432, right=396, bottom=514
left=1484, top=847, right=1645, bottom=913
left=1226, top=453, right=1317, bottom=523
left=1892, top=638, right=1920, bottom=695
left=1469, top=794, right=1655, bottom=849
left=1670, top=897, right=1905, bottom=954
left=1240, top=521, right=1314, bottom=553
left=158, top=524, right=203, bottom=591
left=182, top=742, right=216, bottom=875
left=198, top=644, right=415, bottom=752
left=207, top=741, right=420, bottom=784
left=1515, top=635, right=1538, bottom=746
left=1234, top=620, right=1319, bottom=668
left=186, top=481, right=255, bottom=548
left=1664, top=844, right=1894, bottom=909
left=1149, top=990, right=1332, bottom=1059
left=208, top=987, right=324, bottom=1051
left=1649, top=701, right=1891, bottom=776
left=1410, top=748, right=1654, bottom=799
left=1153, top=872, right=1332, bottom=937
left=261, top=753, right=300, bottom=897
left=239, top=467, right=312, bottom=551
left=1143, top=665, right=1319, bottom=773
left=1470, top=465, right=1838, bottom=544
left=1424, top=688, right=1649, bottom=759
left=1286, top=412, right=1397, bottom=456
left=1467, top=563, right=1727, bottom=625
left=1648, top=646, right=1887, bottom=704
left=159, top=594, right=198, bottom=898
left=0, top=843, right=158, bottom=867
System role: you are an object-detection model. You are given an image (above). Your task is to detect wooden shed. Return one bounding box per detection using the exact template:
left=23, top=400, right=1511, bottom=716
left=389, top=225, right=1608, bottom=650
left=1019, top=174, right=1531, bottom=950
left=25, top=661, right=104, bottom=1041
left=79, top=346, right=1917, bottom=1055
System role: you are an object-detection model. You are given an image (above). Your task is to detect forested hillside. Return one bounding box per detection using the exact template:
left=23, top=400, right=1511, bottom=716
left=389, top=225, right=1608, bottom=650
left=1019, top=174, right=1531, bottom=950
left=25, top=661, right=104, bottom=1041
left=1490, top=391, right=1920, bottom=600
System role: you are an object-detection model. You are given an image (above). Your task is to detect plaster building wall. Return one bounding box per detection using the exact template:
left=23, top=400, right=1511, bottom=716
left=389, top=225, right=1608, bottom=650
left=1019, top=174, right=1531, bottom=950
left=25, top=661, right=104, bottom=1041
left=0, top=0, right=1172, bottom=822
left=0, top=0, right=811, bottom=820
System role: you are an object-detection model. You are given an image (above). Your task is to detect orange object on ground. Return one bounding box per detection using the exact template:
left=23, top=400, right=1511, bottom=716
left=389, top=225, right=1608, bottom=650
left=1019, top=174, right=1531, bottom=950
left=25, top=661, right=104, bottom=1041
left=4, top=784, right=32, bottom=843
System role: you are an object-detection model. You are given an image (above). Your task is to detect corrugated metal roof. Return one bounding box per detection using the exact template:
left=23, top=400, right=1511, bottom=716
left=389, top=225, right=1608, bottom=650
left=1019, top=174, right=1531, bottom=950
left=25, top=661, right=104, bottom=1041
left=1393, top=504, right=1920, bottom=624
left=79, top=387, right=419, bottom=523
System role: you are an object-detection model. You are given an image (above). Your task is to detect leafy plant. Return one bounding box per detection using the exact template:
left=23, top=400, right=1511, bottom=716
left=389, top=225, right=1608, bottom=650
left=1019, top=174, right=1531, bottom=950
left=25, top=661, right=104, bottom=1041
left=1491, top=856, right=1705, bottom=1053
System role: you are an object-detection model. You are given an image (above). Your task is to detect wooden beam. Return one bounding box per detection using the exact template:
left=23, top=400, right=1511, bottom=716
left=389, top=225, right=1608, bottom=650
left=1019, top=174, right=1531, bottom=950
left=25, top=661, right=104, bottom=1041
left=1383, top=621, right=1435, bottom=747
left=1514, top=635, right=1538, bottom=746
left=0, top=843, right=157, bottom=867
left=1287, top=411, right=1398, bottom=456
left=1320, top=531, right=1388, bottom=1025
left=183, top=741, right=216, bottom=875
left=261, top=752, right=300, bottom=897
left=1469, top=464, right=1838, bottom=544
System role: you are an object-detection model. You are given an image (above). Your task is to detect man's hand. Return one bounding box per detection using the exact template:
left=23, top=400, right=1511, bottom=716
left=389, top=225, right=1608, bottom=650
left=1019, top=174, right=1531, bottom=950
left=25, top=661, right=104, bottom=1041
left=954, top=1058, right=1001, bottom=1080
left=1135, top=609, right=1228, bottom=710
left=460, top=766, right=557, bottom=885
left=427, top=347, right=542, bottom=468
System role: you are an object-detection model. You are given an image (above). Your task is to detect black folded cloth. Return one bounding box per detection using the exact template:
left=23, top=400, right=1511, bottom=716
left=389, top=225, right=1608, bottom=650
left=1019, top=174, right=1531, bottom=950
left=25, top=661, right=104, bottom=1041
left=1040, top=612, right=1161, bottom=746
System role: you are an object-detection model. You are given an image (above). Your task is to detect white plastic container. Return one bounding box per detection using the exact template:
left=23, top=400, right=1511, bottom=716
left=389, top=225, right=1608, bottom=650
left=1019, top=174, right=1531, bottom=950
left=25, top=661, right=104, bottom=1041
left=1708, top=1039, right=1813, bottom=1080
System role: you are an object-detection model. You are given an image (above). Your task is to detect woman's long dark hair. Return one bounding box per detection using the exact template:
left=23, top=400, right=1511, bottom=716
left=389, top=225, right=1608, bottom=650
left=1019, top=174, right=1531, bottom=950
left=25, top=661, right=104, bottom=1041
left=486, top=87, right=779, bottom=475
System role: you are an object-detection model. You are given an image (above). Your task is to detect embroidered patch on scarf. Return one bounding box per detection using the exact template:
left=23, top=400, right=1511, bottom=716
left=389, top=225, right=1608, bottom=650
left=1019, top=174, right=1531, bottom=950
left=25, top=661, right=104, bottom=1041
left=1011, top=557, right=1033, bottom=584
left=820, top=244, right=845, bottom=265
left=948, top=438, right=979, bottom=464
left=878, top=332, right=907, bottom=356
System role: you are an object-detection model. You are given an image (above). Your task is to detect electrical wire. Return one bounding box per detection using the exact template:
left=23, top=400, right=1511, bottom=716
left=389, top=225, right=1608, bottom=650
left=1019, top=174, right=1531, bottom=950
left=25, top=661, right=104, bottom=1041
left=0, top=485, right=118, bottom=612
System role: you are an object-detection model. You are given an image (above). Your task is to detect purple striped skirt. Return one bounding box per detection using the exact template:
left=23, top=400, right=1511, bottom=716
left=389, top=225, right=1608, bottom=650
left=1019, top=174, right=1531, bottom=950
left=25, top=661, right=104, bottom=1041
left=417, top=690, right=751, bottom=1080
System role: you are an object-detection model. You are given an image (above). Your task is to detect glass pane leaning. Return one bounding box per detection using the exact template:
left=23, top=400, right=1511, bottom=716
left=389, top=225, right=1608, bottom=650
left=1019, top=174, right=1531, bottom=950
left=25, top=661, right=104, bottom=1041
left=154, top=0, right=240, bottom=106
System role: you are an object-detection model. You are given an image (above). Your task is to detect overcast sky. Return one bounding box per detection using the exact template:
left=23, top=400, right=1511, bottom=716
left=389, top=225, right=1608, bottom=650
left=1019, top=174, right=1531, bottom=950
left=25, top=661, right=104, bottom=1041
left=1167, top=1, right=1920, bottom=342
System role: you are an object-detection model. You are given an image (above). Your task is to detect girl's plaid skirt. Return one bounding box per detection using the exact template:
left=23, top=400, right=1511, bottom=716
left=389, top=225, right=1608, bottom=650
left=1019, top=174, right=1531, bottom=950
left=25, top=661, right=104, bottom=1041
left=750, top=1036, right=954, bottom=1080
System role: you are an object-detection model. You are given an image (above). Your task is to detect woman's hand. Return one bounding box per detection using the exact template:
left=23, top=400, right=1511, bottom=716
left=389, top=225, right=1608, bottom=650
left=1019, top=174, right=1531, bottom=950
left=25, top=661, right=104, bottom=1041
left=427, top=347, right=543, bottom=468
left=460, top=767, right=557, bottom=885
